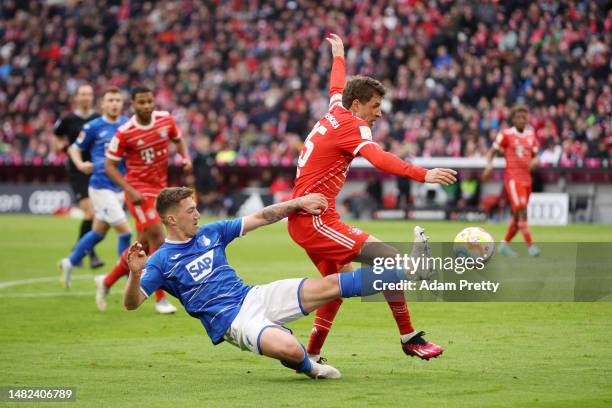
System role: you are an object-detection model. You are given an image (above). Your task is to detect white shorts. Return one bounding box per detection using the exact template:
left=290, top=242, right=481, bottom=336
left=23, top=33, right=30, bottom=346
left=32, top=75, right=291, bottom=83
left=224, top=278, right=307, bottom=354
left=88, top=187, right=127, bottom=226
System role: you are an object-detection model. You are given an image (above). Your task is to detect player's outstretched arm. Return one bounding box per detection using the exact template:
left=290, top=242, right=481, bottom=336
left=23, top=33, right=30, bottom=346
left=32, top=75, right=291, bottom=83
left=326, top=33, right=346, bottom=98
left=124, top=242, right=148, bottom=310
left=359, top=143, right=457, bottom=185
left=242, top=193, right=328, bottom=234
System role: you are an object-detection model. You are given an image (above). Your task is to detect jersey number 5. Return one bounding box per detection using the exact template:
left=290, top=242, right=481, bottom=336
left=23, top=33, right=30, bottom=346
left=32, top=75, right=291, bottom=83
left=296, top=122, right=327, bottom=178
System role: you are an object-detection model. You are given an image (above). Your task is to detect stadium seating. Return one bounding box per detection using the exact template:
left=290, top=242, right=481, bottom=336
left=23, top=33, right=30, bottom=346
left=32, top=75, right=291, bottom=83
left=0, top=0, right=609, bottom=167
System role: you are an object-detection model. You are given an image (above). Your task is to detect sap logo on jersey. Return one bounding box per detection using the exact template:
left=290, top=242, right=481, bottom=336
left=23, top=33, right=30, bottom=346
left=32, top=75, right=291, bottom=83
left=186, top=250, right=214, bottom=282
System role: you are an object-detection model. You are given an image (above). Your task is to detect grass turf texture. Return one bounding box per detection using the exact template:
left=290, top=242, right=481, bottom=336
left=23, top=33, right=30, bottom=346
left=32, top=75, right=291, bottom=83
left=1, top=215, right=611, bottom=408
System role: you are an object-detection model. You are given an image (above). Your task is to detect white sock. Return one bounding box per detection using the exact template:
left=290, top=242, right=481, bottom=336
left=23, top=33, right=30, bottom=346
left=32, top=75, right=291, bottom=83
left=400, top=331, right=418, bottom=344
left=308, top=353, right=320, bottom=361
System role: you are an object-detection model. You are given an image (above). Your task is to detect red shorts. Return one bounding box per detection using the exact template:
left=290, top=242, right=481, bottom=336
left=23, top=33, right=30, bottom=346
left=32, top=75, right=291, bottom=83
left=288, top=210, right=369, bottom=276
left=505, top=178, right=532, bottom=212
left=125, top=194, right=161, bottom=232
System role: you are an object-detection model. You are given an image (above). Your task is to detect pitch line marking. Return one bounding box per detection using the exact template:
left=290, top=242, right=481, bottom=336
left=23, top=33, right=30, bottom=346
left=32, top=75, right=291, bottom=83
left=0, top=274, right=94, bottom=290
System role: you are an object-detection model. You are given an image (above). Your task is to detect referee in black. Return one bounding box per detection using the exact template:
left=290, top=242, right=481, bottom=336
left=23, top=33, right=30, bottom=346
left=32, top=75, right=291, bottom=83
left=53, top=83, right=104, bottom=269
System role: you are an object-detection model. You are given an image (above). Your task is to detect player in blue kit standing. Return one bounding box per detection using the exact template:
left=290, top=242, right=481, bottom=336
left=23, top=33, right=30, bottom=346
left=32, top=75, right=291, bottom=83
left=59, top=87, right=132, bottom=305
left=124, top=187, right=431, bottom=379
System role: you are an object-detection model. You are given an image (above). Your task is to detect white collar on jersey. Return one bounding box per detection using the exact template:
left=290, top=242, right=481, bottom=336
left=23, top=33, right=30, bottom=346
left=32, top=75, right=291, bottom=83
left=131, top=113, right=156, bottom=130
left=102, top=114, right=121, bottom=124
left=165, top=237, right=192, bottom=244
left=511, top=126, right=529, bottom=137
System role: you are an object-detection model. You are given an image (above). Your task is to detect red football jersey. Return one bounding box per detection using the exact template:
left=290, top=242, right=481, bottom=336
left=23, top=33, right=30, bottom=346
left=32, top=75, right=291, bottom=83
left=291, top=56, right=379, bottom=210
left=106, top=111, right=180, bottom=196
left=493, top=126, right=538, bottom=184
left=291, top=103, right=377, bottom=209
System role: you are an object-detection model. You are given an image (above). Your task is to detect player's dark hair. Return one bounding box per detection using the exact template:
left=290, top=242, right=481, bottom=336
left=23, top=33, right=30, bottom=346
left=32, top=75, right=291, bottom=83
left=511, top=104, right=528, bottom=118
left=156, top=187, right=194, bottom=222
left=102, top=86, right=122, bottom=97
left=131, top=86, right=153, bottom=100
left=342, top=76, right=386, bottom=109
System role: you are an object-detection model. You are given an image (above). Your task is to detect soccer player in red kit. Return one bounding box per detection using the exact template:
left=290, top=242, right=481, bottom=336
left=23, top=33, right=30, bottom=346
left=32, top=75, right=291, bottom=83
left=484, top=105, right=540, bottom=257
left=288, top=34, right=457, bottom=364
left=103, top=86, right=193, bottom=313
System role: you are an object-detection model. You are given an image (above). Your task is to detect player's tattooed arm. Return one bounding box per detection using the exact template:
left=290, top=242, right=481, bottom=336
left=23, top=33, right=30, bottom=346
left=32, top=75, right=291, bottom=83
left=242, top=193, right=328, bottom=234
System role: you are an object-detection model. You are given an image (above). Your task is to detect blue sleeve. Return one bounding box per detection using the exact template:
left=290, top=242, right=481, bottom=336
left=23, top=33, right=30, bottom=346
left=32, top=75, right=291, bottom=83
left=207, top=218, right=244, bottom=247
left=140, top=258, right=165, bottom=297
left=74, top=123, right=95, bottom=152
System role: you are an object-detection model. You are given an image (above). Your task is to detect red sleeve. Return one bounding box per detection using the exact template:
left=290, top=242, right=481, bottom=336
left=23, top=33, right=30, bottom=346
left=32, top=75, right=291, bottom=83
left=336, top=123, right=377, bottom=156
left=359, top=143, right=428, bottom=183
left=105, top=131, right=126, bottom=161
left=329, top=56, right=345, bottom=109
left=493, top=131, right=507, bottom=150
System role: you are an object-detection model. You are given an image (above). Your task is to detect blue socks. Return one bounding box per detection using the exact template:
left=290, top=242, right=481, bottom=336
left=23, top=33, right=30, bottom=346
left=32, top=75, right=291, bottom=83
left=118, top=232, right=132, bottom=256
left=281, top=344, right=313, bottom=374
left=339, top=269, right=364, bottom=297
left=69, top=231, right=105, bottom=266
left=338, top=267, right=405, bottom=297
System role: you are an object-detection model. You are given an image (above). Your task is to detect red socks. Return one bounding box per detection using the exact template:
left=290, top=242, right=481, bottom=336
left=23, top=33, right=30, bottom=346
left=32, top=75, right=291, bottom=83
left=103, top=248, right=130, bottom=288
left=307, top=298, right=343, bottom=356
left=518, top=219, right=533, bottom=246
left=504, top=218, right=518, bottom=243
left=383, top=293, right=415, bottom=335
left=306, top=292, right=416, bottom=355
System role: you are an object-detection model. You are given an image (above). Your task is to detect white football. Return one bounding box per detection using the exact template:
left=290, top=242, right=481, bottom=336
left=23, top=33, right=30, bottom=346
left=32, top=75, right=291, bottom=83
left=453, top=227, right=495, bottom=263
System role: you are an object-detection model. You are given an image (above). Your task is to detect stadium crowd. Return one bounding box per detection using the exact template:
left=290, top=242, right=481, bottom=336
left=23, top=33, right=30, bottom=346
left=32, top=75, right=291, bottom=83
left=0, top=0, right=610, bottom=172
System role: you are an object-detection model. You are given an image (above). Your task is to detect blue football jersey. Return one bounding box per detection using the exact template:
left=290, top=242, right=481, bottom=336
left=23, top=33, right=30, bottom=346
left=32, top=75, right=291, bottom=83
left=140, top=218, right=252, bottom=345
left=74, top=115, right=127, bottom=191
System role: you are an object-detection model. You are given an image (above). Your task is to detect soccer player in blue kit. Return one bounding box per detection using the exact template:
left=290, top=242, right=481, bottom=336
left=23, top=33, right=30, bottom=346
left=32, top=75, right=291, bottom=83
left=124, top=187, right=430, bottom=379
left=59, top=87, right=132, bottom=297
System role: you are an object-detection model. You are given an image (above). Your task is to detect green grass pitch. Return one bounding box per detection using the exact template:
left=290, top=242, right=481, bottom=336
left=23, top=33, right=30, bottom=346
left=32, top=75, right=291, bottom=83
left=1, top=215, right=611, bottom=407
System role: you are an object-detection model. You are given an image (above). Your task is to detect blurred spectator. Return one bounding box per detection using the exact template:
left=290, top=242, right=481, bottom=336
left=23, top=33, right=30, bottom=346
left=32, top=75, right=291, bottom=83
left=0, top=0, right=609, bottom=169
left=192, top=136, right=221, bottom=213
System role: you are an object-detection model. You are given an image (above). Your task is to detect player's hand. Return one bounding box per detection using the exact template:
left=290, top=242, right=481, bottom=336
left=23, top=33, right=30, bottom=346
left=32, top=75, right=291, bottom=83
left=298, top=193, right=328, bottom=215
left=424, top=168, right=457, bottom=186
left=78, top=161, right=94, bottom=175
left=127, top=187, right=143, bottom=205
left=483, top=165, right=493, bottom=181
left=182, top=157, right=193, bottom=173
left=529, top=158, right=538, bottom=172
left=325, top=33, right=344, bottom=59
left=127, top=242, right=148, bottom=276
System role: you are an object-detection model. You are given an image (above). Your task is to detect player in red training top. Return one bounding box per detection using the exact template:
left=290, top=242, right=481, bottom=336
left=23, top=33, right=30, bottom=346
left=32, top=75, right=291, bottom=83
left=484, top=105, right=540, bottom=257
left=288, top=34, right=457, bottom=365
left=103, top=86, right=193, bottom=313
